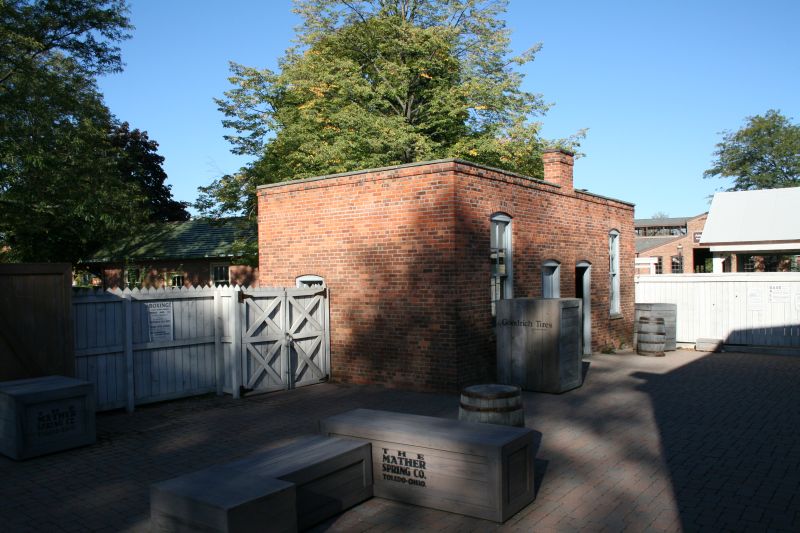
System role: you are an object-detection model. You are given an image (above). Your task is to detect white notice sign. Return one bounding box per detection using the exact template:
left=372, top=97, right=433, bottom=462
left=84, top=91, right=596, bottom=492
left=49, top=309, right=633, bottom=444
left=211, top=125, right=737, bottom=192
left=145, top=301, right=173, bottom=342
left=769, top=285, right=790, bottom=304
left=747, top=289, right=763, bottom=311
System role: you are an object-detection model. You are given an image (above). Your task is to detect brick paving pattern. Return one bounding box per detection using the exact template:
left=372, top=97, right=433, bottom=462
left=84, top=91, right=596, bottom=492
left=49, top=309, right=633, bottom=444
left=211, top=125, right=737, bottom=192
left=1, top=350, right=799, bottom=532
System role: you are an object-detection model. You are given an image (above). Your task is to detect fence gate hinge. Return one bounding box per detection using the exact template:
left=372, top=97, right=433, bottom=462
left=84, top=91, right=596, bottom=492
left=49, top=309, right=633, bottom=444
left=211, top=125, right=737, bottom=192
left=238, top=291, right=253, bottom=303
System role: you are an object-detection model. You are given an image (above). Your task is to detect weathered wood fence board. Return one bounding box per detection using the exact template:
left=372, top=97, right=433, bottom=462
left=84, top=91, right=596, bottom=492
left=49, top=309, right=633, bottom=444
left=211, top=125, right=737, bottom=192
left=635, top=273, right=800, bottom=348
left=0, top=264, right=75, bottom=381
left=72, top=285, right=330, bottom=412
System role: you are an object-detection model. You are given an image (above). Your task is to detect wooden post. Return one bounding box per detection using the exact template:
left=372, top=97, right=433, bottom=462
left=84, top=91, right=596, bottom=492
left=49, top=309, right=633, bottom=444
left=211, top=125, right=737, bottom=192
left=231, top=286, right=242, bottom=399
left=122, top=293, right=135, bottom=413
left=214, top=288, right=224, bottom=396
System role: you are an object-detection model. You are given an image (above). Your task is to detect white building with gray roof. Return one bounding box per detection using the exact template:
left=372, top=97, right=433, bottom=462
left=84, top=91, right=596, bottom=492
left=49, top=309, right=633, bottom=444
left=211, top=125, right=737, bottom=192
left=701, top=187, right=800, bottom=272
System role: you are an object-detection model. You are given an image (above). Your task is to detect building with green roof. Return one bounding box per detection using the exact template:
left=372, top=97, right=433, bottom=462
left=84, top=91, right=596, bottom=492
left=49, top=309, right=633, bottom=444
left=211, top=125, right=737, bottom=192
left=80, top=218, right=257, bottom=288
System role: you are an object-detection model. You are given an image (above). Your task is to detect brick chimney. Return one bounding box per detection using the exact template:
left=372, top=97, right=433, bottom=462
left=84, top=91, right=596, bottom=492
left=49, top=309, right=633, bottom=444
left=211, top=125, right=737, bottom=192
left=542, top=149, right=574, bottom=191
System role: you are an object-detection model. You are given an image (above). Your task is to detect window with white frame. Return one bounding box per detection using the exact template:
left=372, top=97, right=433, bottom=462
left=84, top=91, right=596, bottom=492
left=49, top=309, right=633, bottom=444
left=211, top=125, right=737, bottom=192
left=490, top=213, right=513, bottom=317
left=170, top=273, right=185, bottom=287
left=608, top=230, right=621, bottom=316
left=542, top=260, right=561, bottom=298
left=211, top=264, right=230, bottom=286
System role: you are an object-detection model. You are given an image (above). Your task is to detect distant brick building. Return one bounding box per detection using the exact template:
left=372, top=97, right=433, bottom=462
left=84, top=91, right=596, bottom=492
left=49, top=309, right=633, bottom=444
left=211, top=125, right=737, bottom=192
left=81, top=218, right=257, bottom=289
left=257, top=152, right=634, bottom=391
left=635, top=213, right=710, bottom=274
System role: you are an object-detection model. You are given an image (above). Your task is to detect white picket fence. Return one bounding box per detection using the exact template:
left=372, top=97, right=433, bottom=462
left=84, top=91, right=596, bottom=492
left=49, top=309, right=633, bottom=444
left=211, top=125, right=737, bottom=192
left=73, top=284, right=330, bottom=412
left=635, top=273, right=800, bottom=349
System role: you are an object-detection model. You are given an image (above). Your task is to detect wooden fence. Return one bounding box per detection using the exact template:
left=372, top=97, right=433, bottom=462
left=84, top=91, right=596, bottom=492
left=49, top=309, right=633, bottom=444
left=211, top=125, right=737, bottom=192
left=73, top=284, right=330, bottom=412
left=635, top=273, right=800, bottom=349
left=0, top=263, right=74, bottom=381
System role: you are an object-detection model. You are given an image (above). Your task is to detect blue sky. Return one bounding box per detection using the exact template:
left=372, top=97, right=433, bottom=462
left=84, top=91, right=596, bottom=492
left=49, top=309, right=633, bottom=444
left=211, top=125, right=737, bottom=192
left=97, top=0, right=800, bottom=219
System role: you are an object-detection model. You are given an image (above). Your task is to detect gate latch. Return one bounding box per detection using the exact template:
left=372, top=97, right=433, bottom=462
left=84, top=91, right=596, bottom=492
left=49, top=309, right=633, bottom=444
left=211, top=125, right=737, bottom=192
left=238, top=291, right=253, bottom=303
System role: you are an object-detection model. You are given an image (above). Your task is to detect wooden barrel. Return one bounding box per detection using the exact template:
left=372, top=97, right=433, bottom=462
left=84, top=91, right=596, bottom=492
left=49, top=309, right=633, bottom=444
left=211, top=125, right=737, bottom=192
left=458, top=384, right=524, bottom=427
left=634, top=303, right=677, bottom=351
left=637, top=316, right=666, bottom=357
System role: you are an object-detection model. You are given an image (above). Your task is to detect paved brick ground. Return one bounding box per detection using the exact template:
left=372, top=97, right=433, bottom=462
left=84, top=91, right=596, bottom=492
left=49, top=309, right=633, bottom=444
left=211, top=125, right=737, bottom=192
left=2, top=350, right=799, bottom=532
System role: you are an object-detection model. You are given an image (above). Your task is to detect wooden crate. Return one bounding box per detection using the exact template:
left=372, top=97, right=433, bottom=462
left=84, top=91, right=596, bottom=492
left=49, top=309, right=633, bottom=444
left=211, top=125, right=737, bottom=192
left=496, top=298, right=583, bottom=393
left=0, top=375, right=95, bottom=460
left=319, top=409, right=536, bottom=523
left=150, top=436, right=372, bottom=532
left=151, top=471, right=296, bottom=533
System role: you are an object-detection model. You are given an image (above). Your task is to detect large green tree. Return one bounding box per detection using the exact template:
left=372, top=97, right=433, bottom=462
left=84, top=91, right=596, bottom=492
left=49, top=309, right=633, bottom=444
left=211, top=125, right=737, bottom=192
left=200, top=0, right=583, bottom=219
left=110, top=122, right=190, bottom=222
left=1, top=0, right=187, bottom=263
left=704, top=110, right=800, bottom=191
left=0, top=0, right=130, bottom=87
left=0, top=52, right=145, bottom=263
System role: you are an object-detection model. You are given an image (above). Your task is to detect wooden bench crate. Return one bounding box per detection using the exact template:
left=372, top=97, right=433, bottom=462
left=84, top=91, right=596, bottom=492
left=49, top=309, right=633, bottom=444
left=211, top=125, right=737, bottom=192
left=0, top=375, right=95, bottom=460
left=150, top=436, right=372, bottom=532
left=320, top=409, right=536, bottom=523
left=151, top=470, right=296, bottom=533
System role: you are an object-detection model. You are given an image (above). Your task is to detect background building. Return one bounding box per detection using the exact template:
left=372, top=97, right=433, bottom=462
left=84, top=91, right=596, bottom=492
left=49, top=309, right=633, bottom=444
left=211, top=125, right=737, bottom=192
left=701, top=188, right=800, bottom=273
left=81, top=218, right=257, bottom=288
left=635, top=213, right=710, bottom=274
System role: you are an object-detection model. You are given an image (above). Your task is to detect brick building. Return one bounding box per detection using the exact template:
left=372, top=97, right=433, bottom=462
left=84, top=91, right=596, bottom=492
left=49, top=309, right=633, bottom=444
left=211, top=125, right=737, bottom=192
left=257, top=151, right=634, bottom=391
left=81, top=218, right=257, bottom=289
left=635, top=213, right=710, bottom=274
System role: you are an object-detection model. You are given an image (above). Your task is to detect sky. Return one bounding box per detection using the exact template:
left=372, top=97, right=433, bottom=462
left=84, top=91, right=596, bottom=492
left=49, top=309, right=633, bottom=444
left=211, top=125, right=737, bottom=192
left=97, top=0, right=800, bottom=220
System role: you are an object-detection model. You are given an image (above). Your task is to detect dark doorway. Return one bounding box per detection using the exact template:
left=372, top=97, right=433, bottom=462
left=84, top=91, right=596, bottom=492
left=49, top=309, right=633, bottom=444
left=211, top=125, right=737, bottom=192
left=693, top=248, right=713, bottom=272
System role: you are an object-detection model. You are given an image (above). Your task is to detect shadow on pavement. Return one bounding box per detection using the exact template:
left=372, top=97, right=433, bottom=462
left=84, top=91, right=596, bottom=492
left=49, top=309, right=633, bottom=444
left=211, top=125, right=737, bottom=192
left=633, top=351, right=800, bottom=532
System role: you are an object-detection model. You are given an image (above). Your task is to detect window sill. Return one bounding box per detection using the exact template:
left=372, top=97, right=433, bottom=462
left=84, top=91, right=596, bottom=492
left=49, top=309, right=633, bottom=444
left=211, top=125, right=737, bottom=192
left=609, top=313, right=624, bottom=320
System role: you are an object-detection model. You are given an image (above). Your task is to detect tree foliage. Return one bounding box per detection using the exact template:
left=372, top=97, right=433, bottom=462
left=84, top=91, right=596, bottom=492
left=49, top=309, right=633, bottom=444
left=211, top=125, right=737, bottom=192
left=0, top=53, right=145, bottom=263
left=704, top=110, right=800, bottom=191
left=0, top=0, right=131, bottom=87
left=110, top=122, right=190, bottom=222
left=201, top=0, right=584, bottom=218
left=0, top=0, right=187, bottom=263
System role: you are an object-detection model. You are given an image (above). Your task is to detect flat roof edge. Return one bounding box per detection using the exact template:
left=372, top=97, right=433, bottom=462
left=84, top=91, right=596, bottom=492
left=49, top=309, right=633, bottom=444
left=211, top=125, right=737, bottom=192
left=257, top=158, right=635, bottom=207
left=576, top=189, right=635, bottom=207
left=256, top=158, right=554, bottom=190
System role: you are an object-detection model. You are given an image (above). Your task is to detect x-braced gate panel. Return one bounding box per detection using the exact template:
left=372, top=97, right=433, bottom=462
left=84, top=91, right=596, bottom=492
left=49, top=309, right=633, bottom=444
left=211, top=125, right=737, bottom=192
left=234, top=286, right=329, bottom=397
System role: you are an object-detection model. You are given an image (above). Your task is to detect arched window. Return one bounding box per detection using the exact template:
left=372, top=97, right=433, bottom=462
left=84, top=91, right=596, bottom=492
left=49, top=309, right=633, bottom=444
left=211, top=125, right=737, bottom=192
left=490, top=213, right=513, bottom=316
left=296, top=274, right=325, bottom=288
left=608, top=230, right=621, bottom=316
left=541, top=260, right=561, bottom=298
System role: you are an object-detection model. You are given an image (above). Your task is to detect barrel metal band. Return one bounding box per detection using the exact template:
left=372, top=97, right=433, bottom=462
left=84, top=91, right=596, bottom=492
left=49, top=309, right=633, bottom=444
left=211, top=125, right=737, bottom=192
left=459, top=402, right=521, bottom=413
left=460, top=385, right=521, bottom=400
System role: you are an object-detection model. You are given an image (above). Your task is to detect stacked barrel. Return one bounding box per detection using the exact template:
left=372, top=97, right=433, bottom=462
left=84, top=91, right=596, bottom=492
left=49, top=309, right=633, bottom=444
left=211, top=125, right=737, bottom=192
left=636, top=316, right=666, bottom=356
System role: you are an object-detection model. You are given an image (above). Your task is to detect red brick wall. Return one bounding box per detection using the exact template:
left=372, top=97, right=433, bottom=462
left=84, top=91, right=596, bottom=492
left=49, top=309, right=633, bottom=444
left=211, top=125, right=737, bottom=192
left=258, top=160, right=634, bottom=391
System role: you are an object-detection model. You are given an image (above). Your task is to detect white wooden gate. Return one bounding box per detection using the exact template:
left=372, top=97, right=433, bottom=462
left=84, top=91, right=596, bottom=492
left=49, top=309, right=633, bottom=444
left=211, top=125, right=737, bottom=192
left=234, top=285, right=330, bottom=397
